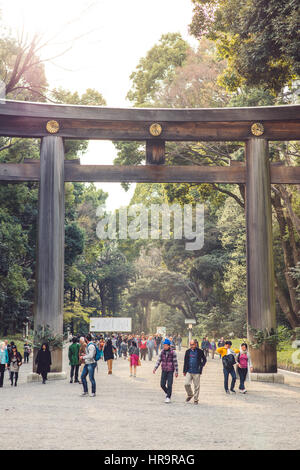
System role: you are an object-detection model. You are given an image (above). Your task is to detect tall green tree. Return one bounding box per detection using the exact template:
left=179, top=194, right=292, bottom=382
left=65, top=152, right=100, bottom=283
left=189, top=0, right=300, bottom=93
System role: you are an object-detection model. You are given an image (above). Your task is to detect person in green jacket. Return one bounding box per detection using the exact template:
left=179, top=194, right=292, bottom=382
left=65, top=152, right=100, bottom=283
left=68, top=337, right=80, bottom=383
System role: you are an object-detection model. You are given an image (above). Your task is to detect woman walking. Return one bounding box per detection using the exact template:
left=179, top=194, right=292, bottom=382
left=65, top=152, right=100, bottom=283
left=210, top=339, right=217, bottom=359
left=237, top=343, right=253, bottom=393
left=0, top=342, right=9, bottom=388
left=78, top=337, right=87, bottom=384
left=129, top=340, right=140, bottom=377
left=139, top=336, right=147, bottom=361
left=35, top=343, right=52, bottom=384
left=104, top=338, right=114, bottom=375
left=121, top=338, right=128, bottom=359
left=8, top=345, right=22, bottom=387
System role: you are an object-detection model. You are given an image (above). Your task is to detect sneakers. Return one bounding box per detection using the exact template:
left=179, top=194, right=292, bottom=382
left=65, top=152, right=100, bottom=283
left=239, top=389, right=247, bottom=394
left=90, top=393, right=96, bottom=397
left=165, top=397, right=171, bottom=403
left=80, top=392, right=89, bottom=397
left=230, top=390, right=236, bottom=394
left=225, top=390, right=230, bottom=394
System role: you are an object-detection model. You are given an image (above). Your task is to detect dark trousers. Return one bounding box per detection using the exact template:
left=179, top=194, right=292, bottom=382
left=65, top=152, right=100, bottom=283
left=0, top=364, right=5, bottom=387
left=160, top=371, right=174, bottom=398
left=10, top=371, right=19, bottom=386
left=41, top=371, right=48, bottom=382
left=238, top=367, right=248, bottom=390
left=140, top=349, right=147, bottom=360
left=81, top=363, right=96, bottom=394
left=70, top=364, right=79, bottom=381
left=24, top=352, right=29, bottom=363
left=223, top=366, right=236, bottom=391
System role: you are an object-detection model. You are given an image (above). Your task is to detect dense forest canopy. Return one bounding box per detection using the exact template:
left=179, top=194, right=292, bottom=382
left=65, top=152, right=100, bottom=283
left=0, top=2, right=299, bottom=339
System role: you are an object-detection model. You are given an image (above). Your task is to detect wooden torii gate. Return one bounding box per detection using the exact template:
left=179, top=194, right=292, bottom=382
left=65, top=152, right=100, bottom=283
left=1, top=100, right=300, bottom=380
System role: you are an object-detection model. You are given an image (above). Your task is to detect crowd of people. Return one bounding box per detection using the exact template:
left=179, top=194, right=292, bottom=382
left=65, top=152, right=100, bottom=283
left=67, top=332, right=253, bottom=402
left=0, top=340, right=32, bottom=387
left=0, top=333, right=253, bottom=402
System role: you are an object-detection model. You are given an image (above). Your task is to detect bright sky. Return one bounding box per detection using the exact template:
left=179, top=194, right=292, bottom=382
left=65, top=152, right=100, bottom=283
left=1, top=0, right=196, bottom=210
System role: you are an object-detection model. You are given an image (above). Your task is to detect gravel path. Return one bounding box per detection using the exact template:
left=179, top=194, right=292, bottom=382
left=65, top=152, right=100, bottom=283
left=1, top=346, right=300, bottom=450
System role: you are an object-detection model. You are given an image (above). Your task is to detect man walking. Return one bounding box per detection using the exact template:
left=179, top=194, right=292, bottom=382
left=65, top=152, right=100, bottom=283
left=153, top=338, right=178, bottom=403
left=23, top=342, right=31, bottom=363
left=216, top=340, right=240, bottom=394
left=147, top=336, right=155, bottom=361
left=183, top=340, right=207, bottom=405
left=79, top=334, right=97, bottom=397
left=68, top=337, right=80, bottom=383
left=201, top=337, right=210, bottom=358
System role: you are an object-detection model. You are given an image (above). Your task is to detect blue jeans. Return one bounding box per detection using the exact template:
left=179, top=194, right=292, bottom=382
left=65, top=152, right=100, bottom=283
left=81, top=363, right=96, bottom=394
left=223, top=366, right=236, bottom=391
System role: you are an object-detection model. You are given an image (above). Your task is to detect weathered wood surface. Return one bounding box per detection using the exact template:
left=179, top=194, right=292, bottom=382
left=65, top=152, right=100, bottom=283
left=1, top=99, right=300, bottom=121
left=34, top=136, right=65, bottom=373
left=246, top=138, right=277, bottom=373
left=0, top=100, right=299, bottom=140
left=146, top=140, right=165, bottom=164
left=0, top=163, right=40, bottom=181
left=1, top=162, right=300, bottom=183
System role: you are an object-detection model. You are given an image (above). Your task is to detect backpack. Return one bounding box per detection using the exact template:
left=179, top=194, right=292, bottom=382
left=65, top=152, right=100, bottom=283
left=88, top=342, right=101, bottom=362
left=222, top=353, right=236, bottom=370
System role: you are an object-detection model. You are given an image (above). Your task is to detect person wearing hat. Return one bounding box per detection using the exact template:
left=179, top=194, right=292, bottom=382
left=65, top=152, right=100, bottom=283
left=8, top=345, right=22, bottom=387
left=153, top=338, right=179, bottom=403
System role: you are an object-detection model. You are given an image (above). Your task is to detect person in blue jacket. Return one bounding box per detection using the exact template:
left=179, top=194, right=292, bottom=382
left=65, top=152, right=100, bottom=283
left=0, top=342, right=9, bottom=387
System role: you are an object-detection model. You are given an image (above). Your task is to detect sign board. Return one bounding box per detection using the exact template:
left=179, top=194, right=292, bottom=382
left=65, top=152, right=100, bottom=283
left=156, top=327, right=166, bottom=336
left=184, top=319, right=196, bottom=325
left=90, top=317, right=132, bottom=332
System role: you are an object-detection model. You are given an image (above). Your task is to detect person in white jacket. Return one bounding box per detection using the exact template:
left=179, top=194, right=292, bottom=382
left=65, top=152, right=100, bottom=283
left=79, top=334, right=96, bottom=397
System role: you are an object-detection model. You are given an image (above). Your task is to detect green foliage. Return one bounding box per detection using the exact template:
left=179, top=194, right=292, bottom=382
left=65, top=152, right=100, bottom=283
left=33, top=325, right=64, bottom=351
left=189, top=0, right=300, bottom=93
left=65, top=222, right=85, bottom=266
left=249, top=326, right=292, bottom=351
left=64, top=301, right=95, bottom=335
left=127, top=33, right=189, bottom=107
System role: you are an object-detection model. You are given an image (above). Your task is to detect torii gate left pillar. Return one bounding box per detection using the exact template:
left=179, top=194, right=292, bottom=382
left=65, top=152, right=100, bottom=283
left=28, top=136, right=66, bottom=381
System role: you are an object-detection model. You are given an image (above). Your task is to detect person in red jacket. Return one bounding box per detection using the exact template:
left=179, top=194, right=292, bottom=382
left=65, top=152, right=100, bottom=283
left=139, top=336, right=147, bottom=361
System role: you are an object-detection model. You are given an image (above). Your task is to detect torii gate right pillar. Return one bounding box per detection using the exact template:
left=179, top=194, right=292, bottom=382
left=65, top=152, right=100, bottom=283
left=246, top=138, right=278, bottom=374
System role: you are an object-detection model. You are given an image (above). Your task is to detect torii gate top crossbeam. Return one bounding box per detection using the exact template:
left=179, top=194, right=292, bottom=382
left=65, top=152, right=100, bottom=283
left=0, top=100, right=300, bottom=141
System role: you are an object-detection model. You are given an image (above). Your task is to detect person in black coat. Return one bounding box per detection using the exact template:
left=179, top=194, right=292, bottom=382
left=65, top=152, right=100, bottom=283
left=183, top=340, right=207, bottom=404
left=103, top=338, right=114, bottom=375
left=8, top=345, right=22, bottom=387
left=36, top=343, right=52, bottom=384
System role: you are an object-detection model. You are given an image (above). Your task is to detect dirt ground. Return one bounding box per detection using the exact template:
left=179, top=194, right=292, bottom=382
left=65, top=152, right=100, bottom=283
left=1, top=346, right=300, bottom=450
